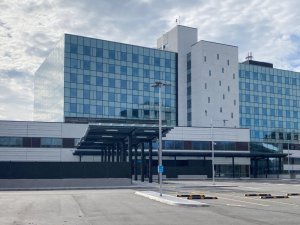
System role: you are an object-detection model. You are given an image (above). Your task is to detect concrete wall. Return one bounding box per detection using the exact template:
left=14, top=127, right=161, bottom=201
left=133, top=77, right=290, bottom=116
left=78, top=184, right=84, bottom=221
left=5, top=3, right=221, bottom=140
left=157, top=25, right=197, bottom=126
left=191, top=41, right=239, bottom=127
left=0, top=121, right=87, bottom=162
left=164, top=126, right=250, bottom=142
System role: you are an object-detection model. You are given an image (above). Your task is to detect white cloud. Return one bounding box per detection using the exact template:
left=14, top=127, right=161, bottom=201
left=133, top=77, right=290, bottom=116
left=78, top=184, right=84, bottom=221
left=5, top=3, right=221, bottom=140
left=0, top=0, right=300, bottom=120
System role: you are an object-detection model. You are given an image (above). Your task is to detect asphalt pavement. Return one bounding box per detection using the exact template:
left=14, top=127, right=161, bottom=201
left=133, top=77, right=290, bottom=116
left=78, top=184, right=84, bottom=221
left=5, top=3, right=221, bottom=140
left=0, top=179, right=300, bottom=225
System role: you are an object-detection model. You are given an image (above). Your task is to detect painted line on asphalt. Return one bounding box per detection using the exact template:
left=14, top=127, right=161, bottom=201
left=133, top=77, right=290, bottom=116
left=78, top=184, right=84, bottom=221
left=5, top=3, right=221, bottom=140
left=240, top=186, right=263, bottom=190
left=260, top=199, right=299, bottom=207
left=226, top=203, right=245, bottom=207
left=217, top=196, right=269, bottom=207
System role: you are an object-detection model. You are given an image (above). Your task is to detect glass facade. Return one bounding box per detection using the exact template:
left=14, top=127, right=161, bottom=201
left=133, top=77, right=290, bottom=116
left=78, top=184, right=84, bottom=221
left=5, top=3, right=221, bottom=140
left=239, top=63, right=300, bottom=146
left=34, top=37, right=65, bottom=122
left=63, top=34, right=177, bottom=125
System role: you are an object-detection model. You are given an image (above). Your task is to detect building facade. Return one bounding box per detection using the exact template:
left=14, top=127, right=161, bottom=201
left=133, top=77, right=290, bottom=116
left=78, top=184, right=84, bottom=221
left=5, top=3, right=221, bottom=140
left=34, top=34, right=177, bottom=126
left=4, top=24, right=299, bottom=178
left=239, top=60, right=300, bottom=175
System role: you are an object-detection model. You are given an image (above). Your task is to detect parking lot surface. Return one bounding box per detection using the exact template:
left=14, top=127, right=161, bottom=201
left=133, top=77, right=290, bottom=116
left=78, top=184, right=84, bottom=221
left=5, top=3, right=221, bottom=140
left=0, top=179, right=300, bottom=225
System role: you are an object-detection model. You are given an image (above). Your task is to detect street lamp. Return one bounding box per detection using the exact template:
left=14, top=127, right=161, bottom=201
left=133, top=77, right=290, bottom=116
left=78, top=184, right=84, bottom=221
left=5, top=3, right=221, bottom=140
left=152, top=81, right=168, bottom=196
left=210, top=119, right=228, bottom=185
left=287, top=142, right=290, bottom=178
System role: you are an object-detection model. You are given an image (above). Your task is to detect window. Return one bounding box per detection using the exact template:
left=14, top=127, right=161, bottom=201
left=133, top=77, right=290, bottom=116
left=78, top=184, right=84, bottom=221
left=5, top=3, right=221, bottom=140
left=165, top=86, right=171, bottom=94
left=223, top=94, right=225, bottom=100
left=96, top=91, right=102, bottom=100
left=120, top=94, right=127, bottom=103
left=154, top=71, right=160, bottom=80
left=83, top=60, right=90, bottom=70
left=143, top=56, right=150, bottom=64
left=205, top=83, right=207, bottom=89
left=0, top=137, right=22, bottom=147
left=108, top=107, right=115, bottom=116
left=96, top=105, right=103, bottom=114
left=222, top=67, right=224, bottom=73
left=144, top=69, right=150, bottom=78
left=41, top=138, right=62, bottom=148
left=231, top=112, right=233, bottom=118
left=83, top=104, right=90, bottom=114
left=70, top=73, right=77, bottom=83
left=217, top=54, right=219, bottom=60
left=83, top=75, right=90, bottom=85
left=70, top=59, right=79, bottom=68
left=120, top=80, right=127, bottom=89
left=220, top=107, right=222, bottom=113
left=143, top=83, right=150, bottom=91
left=120, top=66, right=127, bottom=75
left=228, top=86, right=230, bottom=92
left=120, top=109, right=127, bottom=117
left=132, top=109, right=139, bottom=118
left=108, top=78, right=115, bottom=88
left=144, top=110, right=150, bottom=118
left=132, top=95, right=139, bottom=104
left=132, top=67, right=139, bottom=76
left=209, top=70, right=211, bottom=76
left=165, top=59, right=171, bottom=68
left=143, top=96, right=150, bottom=105
left=120, top=52, right=127, bottom=61
left=227, top=60, right=229, bottom=65
left=132, top=81, right=139, bottom=90
left=70, top=44, right=77, bottom=54
left=83, top=90, right=90, bottom=99
left=70, top=103, right=77, bottom=113
left=132, top=54, right=139, bottom=63
left=233, top=73, right=235, bottom=79
left=108, top=93, right=115, bottom=101
left=219, top=80, right=221, bottom=86
left=109, top=50, right=115, bottom=59
left=70, top=88, right=77, bottom=97
left=208, top=97, right=210, bottom=103
left=205, top=110, right=207, bottom=116
left=96, top=77, right=103, bottom=86
left=234, top=99, right=236, bottom=106
left=96, top=62, right=103, bottom=72
left=83, top=46, right=90, bottom=55
left=165, top=99, right=171, bottom=107
left=96, top=48, right=103, bottom=57
left=108, top=64, right=115, bottom=73
left=154, top=57, right=160, bottom=66
left=204, top=56, right=206, bottom=62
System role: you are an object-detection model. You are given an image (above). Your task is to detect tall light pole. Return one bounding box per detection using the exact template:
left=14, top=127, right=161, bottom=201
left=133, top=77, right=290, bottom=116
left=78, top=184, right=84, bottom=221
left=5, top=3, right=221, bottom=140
left=210, top=119, right=228, bottom=185
left=210, top=119, right=215, bottom=185
left=287, top=142, right=290, bottom=178
left=152, top=81, right=167, bottom=196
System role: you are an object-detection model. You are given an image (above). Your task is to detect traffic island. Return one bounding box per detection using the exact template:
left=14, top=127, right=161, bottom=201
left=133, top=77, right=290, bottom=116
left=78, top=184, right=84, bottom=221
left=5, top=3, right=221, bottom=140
left=135, top=191, right=209, bottom=207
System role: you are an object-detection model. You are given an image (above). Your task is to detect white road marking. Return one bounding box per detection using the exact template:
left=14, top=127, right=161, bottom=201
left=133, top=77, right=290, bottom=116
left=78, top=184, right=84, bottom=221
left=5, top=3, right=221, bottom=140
left=226, top=204, right=245, bottom=207
left=218, top=196, right=269, bottom=207
left=260, top=199, right=299, bottom=207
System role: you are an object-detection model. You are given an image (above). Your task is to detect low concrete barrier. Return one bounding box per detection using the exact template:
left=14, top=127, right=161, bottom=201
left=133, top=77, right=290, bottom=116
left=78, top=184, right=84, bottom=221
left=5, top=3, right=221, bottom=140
left=177, top=175, right=208, bottom=179
left=0, top=178, right=132, bottom=190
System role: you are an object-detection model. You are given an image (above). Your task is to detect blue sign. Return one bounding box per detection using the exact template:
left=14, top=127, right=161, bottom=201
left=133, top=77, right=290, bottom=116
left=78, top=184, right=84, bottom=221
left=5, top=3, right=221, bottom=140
left=158, top=165, right=164, bottom=173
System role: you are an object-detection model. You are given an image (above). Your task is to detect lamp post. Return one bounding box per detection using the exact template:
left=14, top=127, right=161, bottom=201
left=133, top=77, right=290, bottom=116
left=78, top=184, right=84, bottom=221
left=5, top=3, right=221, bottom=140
left=152, top=81, right=167, bottom=196
left=210, top=119, right=228, bottom=185
left=287, top=142, right=290, bottom=178
left=210, top=119, right=215, bottom=185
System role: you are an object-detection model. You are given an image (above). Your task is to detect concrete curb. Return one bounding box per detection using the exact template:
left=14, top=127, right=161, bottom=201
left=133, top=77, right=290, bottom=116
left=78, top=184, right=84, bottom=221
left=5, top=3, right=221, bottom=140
left=135, top=191, right=209, bottom=207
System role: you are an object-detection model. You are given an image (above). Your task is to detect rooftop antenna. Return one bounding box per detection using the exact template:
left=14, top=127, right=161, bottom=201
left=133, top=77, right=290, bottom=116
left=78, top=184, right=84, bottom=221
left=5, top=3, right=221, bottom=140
left=245, top=52, right=253, bottom=61
left=176, top=16, right=181, bottom=25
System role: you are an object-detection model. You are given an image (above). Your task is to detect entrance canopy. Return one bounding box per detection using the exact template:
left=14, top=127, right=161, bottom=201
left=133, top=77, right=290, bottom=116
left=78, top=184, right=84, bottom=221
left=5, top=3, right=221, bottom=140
left=74, top=123, right=172, bottom=155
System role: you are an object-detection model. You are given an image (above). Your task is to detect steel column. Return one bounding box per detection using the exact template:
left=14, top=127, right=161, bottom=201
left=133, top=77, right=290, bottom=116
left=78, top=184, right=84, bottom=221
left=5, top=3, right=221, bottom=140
left=148, top=141, right=153, bottom=183
left=134, top=146, right=138, bottom=181
left=141, top=143, right=145, bottom=182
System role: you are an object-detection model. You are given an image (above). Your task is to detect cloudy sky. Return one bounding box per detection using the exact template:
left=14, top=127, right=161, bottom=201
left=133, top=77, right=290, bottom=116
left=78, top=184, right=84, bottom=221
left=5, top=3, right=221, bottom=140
left=1, top=0, right=300, bottom=121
